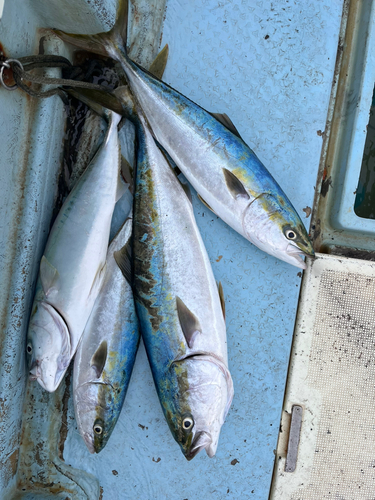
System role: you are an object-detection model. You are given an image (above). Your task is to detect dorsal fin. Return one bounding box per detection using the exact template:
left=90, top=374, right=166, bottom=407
left=197, top=193, right=216, bottom=214
left=210, top=112, right=242, bottom=139
left=114, top=240, right=132, bottom=284
left=217, top=281, right=226, bottom=321
left=40, top=256, right=59, bottom=297
left=90, top=340, right=108, bottom=378
left=149, top=44, right=169, bottom=80
left=222, top=168, right=250, bottom=200
left=176, top=297, right=202, bottom=348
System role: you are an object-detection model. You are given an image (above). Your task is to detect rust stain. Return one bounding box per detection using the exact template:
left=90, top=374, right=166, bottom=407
left=312, top=219, right=321, bottom=242
left=321, top=175, right=332, bottom=197
left=152, top=457, right=161, bottom=463
left=322, top=166, right=328, bottom=181
left=59, top=367, right=72, bottom=460
left=216, top=255, right=223, bottom=262
left=99, top=486, right=104, bottom=500
left=0, top=42, right=15, bottom=87
left=9, top=449, right=19, bottom=477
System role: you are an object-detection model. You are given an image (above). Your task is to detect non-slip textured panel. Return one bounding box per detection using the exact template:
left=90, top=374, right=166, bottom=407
left=292, top=270, right=375, bottom=499
left=271, top=254, right=375, bottom=500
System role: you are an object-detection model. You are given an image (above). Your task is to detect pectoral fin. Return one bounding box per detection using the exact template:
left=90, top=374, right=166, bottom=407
left=40, top=256, right=60, bottom=297
left=223, top=168, right=250, bottom=200
left=114, top=240, right=132, bottom=284
left=90, top=340, right=108, bottom=378
left=210, top=112, right=242, bottom=139
left=176, top=297, right=202, bottom=348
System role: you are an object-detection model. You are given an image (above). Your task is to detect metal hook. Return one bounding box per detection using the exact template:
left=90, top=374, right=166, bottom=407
left=0, top=58, right=24, bottom=91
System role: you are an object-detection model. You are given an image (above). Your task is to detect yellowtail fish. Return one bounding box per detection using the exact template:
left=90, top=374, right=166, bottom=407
left=112, top=100, right=233, bottom=460
left=54, top=0, right=314, bottom=269
left=27, top=110, right=123, bottom=392
left=73, top=215, right=139, bottom=453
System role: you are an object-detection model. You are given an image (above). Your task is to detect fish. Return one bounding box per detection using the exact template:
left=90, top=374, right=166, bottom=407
left=54, top=0, right=315, bottom=269
left=73, top=215, right=140, bottom=453
left=27, top=109, right=124, bottom=392
left=113, top=100, right=233, bottom=460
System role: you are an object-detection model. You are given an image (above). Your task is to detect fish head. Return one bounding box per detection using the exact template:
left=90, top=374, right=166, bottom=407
left=242, top=193, right=315, bottom=269
left=169, top=356, right=233, bottom=460
left=27, top=302, right=71, bottom=392
left=74, top=378, right=120, bottom=454
left=74, top=381, right=114, bottom=454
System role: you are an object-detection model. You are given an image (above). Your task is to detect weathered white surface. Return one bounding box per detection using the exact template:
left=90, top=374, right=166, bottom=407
left=62, top=1, right=344, bottom=498
left=271, top=253, right=375, bottom=499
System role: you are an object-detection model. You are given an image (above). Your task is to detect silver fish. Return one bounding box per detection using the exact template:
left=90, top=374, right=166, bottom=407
left=73, top=215, right=139, bottom=453
left=27, top=111, right=123, bottom=392
left=114, top=108, right=234, bottom=460
left=54, top=0, right=314, bottom=269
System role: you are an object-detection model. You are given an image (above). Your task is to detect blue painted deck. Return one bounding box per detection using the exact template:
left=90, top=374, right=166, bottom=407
left=61, top=1, right=344, bottom=498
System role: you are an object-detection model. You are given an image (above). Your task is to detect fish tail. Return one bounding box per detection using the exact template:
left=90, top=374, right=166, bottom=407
left=63, top=88, right=122, bottom=135
left=53, top=0, right=129, bottom=60
left=64, top=88, right=125, bottom=117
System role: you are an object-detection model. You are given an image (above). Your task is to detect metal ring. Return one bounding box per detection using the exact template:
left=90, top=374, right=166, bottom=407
left=0, top=58, right=24, bottom=91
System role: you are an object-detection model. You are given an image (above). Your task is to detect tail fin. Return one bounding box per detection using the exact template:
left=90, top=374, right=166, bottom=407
left=53, top=0, right=129, bottom=59
left=63, top=43, right=169, bottom=119
left=64, top=88, right=124, bottom=117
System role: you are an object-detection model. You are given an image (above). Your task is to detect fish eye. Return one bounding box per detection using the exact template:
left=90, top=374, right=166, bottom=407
left=285, top=229, right=297, bottom=240
left=27, top=343, right=32, bottom=354
left=182, top=417, right=194, bottom=431
left=93, top=425, right=103, bottom=435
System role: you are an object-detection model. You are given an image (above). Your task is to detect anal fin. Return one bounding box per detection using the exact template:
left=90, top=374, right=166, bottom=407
left=89, top=262, right=107, bottom=300
left=180, top=181, right=193, bottom=204
left=217, top=281, right=226, bottom=321
left=197, top=194, right=216, bottom=214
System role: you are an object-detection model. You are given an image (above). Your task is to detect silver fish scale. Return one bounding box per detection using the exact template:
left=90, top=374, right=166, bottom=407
left=141, top=123, right=228, bottom=363
left=125, top=69, right=248, bottom=238
left=41, top=118, right=121, bottom=342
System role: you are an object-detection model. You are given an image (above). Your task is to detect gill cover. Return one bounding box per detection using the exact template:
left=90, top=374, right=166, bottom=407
left=242, top=192, right=314, bottom=269
left=27, top=301, right=71, bottom=392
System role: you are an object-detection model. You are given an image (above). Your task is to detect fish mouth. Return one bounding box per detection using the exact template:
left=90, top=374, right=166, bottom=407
left=29, top=364, right=40, bottom=381
left=29, top=360, right=66, bottom=393
left=286, top=243, right=315, bottom=270
left=185, top=431, right=212, bottom=461
left=83, top=432, right=95, bottom=454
